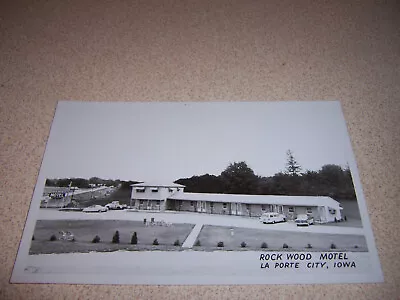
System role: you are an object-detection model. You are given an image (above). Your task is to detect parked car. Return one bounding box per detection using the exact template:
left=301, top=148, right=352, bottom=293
left=259, top=212, right=286, bottom=224
left=295, top=214, right=314, bottom=226
left=83, top=205, right=108, bottom=213
left=105, top=201, right=127, bottom=210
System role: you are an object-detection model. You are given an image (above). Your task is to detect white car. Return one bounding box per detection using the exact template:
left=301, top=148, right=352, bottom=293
left=260, top=212, right=286, bottom=224
left=83, top=205, right=108, bottom=213
left=295, top=214, right=314, bottom=226
left=105, top=201, right=127, bottom=210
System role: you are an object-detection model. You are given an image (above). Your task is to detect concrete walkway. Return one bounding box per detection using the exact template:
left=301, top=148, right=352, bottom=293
left=182, top=224, right=203, bottom=248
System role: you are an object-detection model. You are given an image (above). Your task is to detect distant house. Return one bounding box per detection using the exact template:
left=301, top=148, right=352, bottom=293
left=130, top=182, right=343, bottom=223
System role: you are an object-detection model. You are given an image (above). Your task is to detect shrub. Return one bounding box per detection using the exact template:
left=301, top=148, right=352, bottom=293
left=283, top=243, right=289, bottom=249
left=306, top=243, right=312, bottom=249
left=217, top=241, right=224, bottom=247
left=241, top=242, right=247, bottom=248
left=112, top=230, right=120, bottom=244
left=50, top=234, right=57, bottom=241
left=261, top=242, right=268, bottom=249
left=174, top=239, right=180, bottom=246
left=131, top=232, right=138, bottom=245
left=354, top=245, right=359, bottom=249
left=92, top=235, right=101, bottom=243
left=153, top=238, right=159, bottom=245
left=32, top=235, right=35, bottom=241
left=194, top=240, right=201, bottom=247
left=330, top=243, right=336, bottom=249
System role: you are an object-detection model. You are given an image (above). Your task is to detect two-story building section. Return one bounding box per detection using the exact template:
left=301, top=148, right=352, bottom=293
left=130, top=182, right=185, bottom=211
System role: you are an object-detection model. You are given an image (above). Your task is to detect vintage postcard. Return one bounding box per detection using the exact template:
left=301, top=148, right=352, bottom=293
left=11, top=101, right=383, bottom=284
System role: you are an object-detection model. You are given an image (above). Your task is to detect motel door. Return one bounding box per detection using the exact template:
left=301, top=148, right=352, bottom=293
left=197, top=201, right=206, bottom=213
left=233, top=203, right=242, bottom=215
left=272, top=205, right=283, bottom=213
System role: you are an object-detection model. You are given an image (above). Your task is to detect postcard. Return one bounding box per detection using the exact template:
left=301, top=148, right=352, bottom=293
left=11, top=101, right=383, bottom=284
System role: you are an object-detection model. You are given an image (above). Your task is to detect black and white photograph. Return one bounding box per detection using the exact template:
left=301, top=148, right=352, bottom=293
left=11, top=101, right=383, bottom=285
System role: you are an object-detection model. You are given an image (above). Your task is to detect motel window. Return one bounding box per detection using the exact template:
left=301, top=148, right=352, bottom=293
left=151, top=188, right=158, bottom=193
left=190, top=201, right=194, bottom=207
left=328, top=208, right=336, bottom=214
left=139, top=200, right=144, bottom=204
left=288, top=207, right=294, bottom=213
left=156, top=200, right=161, bottom=205
left=168, top=188, right=174, bottom=193
left=223, top=203, right=227, bottom=209
left=210, top=203, right=214, bottom=208
left=261, top=205, right=266, bottom=211
left=306, top=207, right=313, bottom=214
left=136, top=188, right=145, bottom=193
left=246, top=204, right=250, bottom=210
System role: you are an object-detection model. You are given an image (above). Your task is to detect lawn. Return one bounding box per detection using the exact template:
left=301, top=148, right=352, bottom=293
left=30, top=220, right=194, bottom=254
left=195, top=225, right=368, bottom=252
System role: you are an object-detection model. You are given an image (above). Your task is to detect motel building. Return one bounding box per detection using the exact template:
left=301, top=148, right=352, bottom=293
left=130, top=182, right=343, bottom=223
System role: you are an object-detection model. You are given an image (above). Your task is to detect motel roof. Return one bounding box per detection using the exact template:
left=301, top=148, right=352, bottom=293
left=169, top=193, right=341, bottom=208
left=131, top=182, right=185, bottom=188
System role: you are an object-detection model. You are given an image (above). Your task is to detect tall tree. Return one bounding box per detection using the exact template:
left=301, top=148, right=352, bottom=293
left=220, top=161, right=259, bottom=194
left=285, top=150, right=301, bottom=176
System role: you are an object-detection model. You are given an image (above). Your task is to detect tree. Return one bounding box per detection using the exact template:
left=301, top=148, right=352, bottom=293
left=112, top=231, right=120, bottom=244
left=220, top=161, right=259, bottom=194
left=131, top=232, right=138, bottom=245
left=175, top=174, right=224, bottom=193
left=285, top=150, right=301, bottom=176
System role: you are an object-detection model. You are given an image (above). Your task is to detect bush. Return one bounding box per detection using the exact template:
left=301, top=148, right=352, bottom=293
left=32, top=235, right=35, bottom=241
left=92, top=235, right=101, bottom=243
left=330, top=243, right=336, bottom=249
left=194, top=240, right=201, bottom=247
left=306, top=243, right=312, bottom=249
left=241, top=241, right=247, bottom=248
left=112, top=230, right=120, bottom=244
left=131, top=232, right=138, bottom=245
left=217, top=241, right=224, bottom=247
left=174, top=239, right=180, bottom=246
left=50, top=234, right=57, bottom=241
left=153, top=238, right=159, bottom=245
left=354, top=245, right=359, bottom=249
left=261, top=242, right=268, bottom=249
left=283, top=243, right=289, bottom=249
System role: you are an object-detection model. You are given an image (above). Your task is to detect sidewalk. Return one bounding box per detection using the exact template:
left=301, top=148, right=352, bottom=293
left=182, top=224, right=203, bottom=248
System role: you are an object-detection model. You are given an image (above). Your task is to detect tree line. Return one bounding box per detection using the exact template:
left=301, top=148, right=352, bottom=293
left=175, top=151, right=356, bottom=200
left=45, top=177, right=139, bottom=189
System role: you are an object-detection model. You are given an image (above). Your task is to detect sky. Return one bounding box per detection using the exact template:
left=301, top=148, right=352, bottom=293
left=41, top=101, right=354, bottom=183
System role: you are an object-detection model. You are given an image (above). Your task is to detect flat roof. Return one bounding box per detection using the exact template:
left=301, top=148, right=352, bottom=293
left=169, top=193, right=341, bottom=207
left=131, top=182, right=185, bottom=188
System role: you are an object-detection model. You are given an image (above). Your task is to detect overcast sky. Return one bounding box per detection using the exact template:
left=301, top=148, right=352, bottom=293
left=41, top=101, right=353, bottom=182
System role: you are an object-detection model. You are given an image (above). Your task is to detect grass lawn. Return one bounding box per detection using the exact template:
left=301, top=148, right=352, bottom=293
left=195, top=225, right=368, bottom=252
left=30, top=220, right=194, bottom=254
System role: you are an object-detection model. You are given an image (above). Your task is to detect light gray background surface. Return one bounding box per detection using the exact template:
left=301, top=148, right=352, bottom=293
left=1, top=0, right=399, bottom=299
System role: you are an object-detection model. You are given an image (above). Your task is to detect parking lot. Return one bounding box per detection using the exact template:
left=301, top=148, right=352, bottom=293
left=38, top=209, right=365, bottom=235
